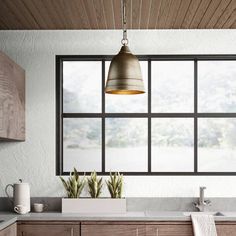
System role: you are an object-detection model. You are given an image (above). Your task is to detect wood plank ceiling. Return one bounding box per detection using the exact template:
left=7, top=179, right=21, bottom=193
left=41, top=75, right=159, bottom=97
left=0, top=0, right=236, bottom=30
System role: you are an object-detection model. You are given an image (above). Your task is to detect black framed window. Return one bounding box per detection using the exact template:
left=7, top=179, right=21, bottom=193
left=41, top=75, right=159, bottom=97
left=56, top=55, right=236, bottom=175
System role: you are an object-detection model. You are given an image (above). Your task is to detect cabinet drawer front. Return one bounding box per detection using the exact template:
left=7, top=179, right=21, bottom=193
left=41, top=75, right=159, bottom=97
left=0, top=223, right=16, bottom=236
left=17, top=224, right=80, bottom=236
left=81, top=224, right=145, bottom=236
left=146, top=225, right=193, bottom=236
left=217, top=224, right=236, bottom=236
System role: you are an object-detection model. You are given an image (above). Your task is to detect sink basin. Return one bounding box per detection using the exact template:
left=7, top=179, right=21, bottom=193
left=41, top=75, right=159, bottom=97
left=183, top=212, right=224, bottom=217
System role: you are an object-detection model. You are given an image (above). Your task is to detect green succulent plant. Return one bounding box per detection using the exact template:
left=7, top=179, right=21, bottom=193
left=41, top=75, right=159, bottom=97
left=106, top=172, right=123, bottom=198
left=60, top=168, right=85, bottom=198
left=87, top=171, right=103, bottom=198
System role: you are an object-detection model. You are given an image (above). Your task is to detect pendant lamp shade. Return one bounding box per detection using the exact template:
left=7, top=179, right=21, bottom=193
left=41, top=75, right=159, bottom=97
left=105, top=46, right=145, bottom=94
left=105, top=0, right=145, bottom=95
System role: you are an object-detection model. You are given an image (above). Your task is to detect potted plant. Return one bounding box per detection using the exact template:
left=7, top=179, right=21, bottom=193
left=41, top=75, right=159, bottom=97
left=61, top=170, right=126, bottom=214
left=87, top=171, right=103, bottom=198
left=106, top=172, right=123, bottom=198
left=60, top=167, right=85, bottom=198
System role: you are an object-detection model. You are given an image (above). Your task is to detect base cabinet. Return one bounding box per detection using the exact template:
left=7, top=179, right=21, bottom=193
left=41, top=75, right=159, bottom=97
left=217, top=224, right=236, bottom=236
left=81, top=223, right=194, bottom=236
left=146, top=224, right=193, bottom=236
left=0, top=224, right=16, bottom=236
left=15, top=221, right=236, bottom=236
left=81, top=224, right=146, bottom=236
left=17, top=223, right=80, bottom=236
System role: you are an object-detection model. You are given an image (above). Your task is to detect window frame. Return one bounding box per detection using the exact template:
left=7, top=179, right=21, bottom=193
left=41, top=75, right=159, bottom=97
left=56, top=54, right=236, bottom=176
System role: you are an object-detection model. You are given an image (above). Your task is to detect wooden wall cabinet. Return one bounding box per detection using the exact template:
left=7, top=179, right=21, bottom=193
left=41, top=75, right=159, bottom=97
left=0, top=224, right=17, bottom=236
left=0, top=51, right=25, bottom=141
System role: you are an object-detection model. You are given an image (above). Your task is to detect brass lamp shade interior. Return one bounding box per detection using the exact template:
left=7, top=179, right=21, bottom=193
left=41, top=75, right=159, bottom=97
left=105, top=46, right=145, bottom=94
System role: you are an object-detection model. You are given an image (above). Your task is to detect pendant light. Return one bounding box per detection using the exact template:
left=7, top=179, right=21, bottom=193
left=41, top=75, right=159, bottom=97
left=105, top=0, right=145, bottom=95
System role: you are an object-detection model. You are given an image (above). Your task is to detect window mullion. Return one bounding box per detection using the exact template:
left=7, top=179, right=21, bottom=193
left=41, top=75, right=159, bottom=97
left=102, top=60, right=105, bottom=173
left=194, top=59, right=198, bottom=173
left=148, top=59, right=151, bottom=173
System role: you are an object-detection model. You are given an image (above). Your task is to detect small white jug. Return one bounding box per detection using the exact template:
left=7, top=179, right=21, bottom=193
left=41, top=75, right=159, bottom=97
left=5, top=179, right=30, bottom=213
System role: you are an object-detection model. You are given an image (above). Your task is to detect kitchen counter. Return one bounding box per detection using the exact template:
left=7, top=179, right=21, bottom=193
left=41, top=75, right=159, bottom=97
left=1, top=211, right=236, bottom=231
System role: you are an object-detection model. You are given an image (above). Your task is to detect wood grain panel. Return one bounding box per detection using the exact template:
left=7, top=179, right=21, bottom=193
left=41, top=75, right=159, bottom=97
left=31, top=0, right=56, bottom=29
left=0, top=18, right=8, bottom=30
left=81, top=224, right=146, bottom=236
left=42, top=0, right=67, bottom=29
left=165, top=0, right=182, bottom=28
left=0, top=1, right=23, bottom=29
left=181, top=0, right=201, bottom=29
left=206, top=0, right=232, bottom=28
left=103, top=0, right=115, bottom=29
left=0, top=51, right=25, bottom=141
left=223, top=8, right=236, bottom=28
left=74, top=0, right=90, bottom=29
left=131, top=0, right=142, bottom=29
left=4, top=0, right=38, bottom=29
left=61, top=0, right=84, bottom=29
left=93, top=0, right=107, bottom=29
left=83, top=0, right=98, bottom=29
left=148, top=0, right=162, bottom=28
left=173, top=0, right=191, bottom=28
left=197, top=0, right=222, bottom=29
left=113, top=0, right=122, bottom=28
left=156, top=0, right=172, bottom=29
left=18, top=223, right=80, bottom=236
left=189, top=0, right=212, bottom=28
left=125, top=0, right=132, bottom=29
left=230, top=18, right=236, bottom=28
left=217, top=224, right=236, bottom=236
left=140, top=0, right=152, bottom=29
left=146, top=224, right=193, bottom=236
left=0, top=224, right=16, bottom=236
left=15, top=221, right=236, bottom=236
left=0, top=0, right=236, bottom=29
left=214, top=0, right=236, bottom=28
left=20, top=0, right=49, bottom=29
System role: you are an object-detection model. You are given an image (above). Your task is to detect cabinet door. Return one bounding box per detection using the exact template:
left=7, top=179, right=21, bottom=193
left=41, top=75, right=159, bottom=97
left=81, top=224, right=145, bottom=236
left=0, top=223, right=17, bottom=236
left=0, top=51, right=25, bottom=141
left=217, top=224, right=236, bottom=236
left=17, top=224, right=80, bottom=236
left=146, top=224, right=193, bottom=236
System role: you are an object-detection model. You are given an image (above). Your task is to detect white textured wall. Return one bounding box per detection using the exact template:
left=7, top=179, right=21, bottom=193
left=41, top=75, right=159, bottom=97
left=1, top=30, right=236, bottom=197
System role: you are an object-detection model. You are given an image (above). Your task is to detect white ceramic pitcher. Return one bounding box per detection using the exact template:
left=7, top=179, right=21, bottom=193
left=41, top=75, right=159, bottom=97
left=5, top=179, right=30, bottom=213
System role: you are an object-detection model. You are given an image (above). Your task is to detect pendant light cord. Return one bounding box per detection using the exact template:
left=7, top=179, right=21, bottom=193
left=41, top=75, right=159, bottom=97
left=121, top=0, right=128, bottom=45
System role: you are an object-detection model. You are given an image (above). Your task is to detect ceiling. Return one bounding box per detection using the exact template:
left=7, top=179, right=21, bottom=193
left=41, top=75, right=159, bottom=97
left=0, top=0, right=236, bottom=30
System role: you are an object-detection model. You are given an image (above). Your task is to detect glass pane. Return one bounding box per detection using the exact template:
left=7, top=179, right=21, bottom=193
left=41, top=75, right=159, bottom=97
left=105, top=61, right=148, bottom=113
left=198, top=61, right=236, bottom=112
left=63, top=118, right=101, bottom=172
left=198, top=118, right=236, bottom=172
left=105, top=118, right=148, bottom=172
left=152, top=61, right=194, bottom=113
left=152, top=118, right=194, bottom=172
left=63, top=61, right=101, bottom=113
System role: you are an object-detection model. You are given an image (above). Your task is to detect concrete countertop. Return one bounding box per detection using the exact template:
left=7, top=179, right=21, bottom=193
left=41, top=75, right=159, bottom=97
left=1, top=211, right=236, bottom=231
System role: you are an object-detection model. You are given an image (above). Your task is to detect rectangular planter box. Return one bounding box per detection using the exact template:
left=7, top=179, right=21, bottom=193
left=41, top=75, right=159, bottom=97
left=62, top=198, right=126, bottom=214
